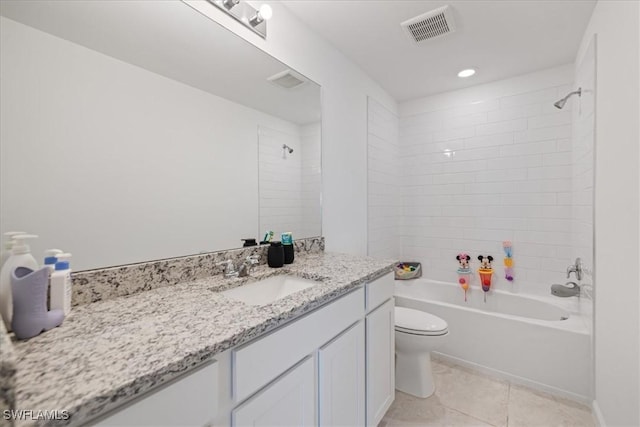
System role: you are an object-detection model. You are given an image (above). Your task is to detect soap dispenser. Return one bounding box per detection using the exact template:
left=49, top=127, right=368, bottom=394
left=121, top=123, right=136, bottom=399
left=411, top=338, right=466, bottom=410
left=0, top=231, right=26, bottom=269
left=0, top=234, right=39, bottom=330
left=267, top=241, right=284, bottom=268
left=43, top=249, right=63, bottom=273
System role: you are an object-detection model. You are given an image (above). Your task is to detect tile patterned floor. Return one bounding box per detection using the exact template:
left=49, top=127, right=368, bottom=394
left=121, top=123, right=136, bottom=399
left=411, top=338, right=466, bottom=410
left=380, top=359, right=594, bottom=427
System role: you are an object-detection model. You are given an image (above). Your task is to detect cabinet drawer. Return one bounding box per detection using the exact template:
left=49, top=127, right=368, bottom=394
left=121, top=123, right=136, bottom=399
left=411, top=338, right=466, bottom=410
left=233, top=287, right=365, bottom=402
left=365, top=272, right=394, bottom=312
left=94, top=361, right=218, bottom=426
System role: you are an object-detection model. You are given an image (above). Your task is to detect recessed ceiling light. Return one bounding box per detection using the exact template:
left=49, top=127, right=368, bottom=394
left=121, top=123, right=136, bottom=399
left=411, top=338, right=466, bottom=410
left=458, top=69, right=476, bottom=78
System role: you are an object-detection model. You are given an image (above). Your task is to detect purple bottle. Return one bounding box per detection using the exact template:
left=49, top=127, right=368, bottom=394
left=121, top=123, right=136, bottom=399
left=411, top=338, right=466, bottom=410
left=11, top=266, right=64, bottom=340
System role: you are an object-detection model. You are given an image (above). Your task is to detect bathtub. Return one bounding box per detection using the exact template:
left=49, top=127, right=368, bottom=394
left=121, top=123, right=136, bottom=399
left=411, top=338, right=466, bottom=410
left=394, top=279, right=592, bottom=402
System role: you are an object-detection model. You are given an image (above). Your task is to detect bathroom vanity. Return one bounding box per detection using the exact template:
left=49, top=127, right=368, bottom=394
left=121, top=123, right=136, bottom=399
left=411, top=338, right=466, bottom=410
left=5, top=250, right=395, bottom=427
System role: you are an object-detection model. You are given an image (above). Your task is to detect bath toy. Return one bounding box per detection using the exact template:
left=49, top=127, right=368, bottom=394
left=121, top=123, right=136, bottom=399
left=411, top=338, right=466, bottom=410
left=503, top=241, right=514, bottom=282
left=456, top=253, right=472, bottom=302
left=477, top=255, right=494, bottom=303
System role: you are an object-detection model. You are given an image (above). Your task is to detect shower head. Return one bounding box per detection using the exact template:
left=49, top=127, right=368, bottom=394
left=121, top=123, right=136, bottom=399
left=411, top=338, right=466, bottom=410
left=282, top=144, right=293, bottom=154
left=554, top=88, right=582, bottom=109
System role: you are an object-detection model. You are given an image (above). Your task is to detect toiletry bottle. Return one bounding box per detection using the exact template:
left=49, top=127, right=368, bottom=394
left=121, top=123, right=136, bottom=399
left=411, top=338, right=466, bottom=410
left=267, top=241, right=284, bottom=268
left=0, top=231, right=26, bottom=269
left=0, top=234, right=39, bottom=330
left=50, top=253, right=72, bottom=316
left=43, top=249, right=63, bottom=273
left=282, top=232, right=294, bottom=264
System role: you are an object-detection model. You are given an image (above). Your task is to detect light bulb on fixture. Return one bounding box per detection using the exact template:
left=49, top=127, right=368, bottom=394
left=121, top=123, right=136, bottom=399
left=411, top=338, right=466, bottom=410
left=457, top=68, right=476, bottom=78
left=249, top=4, right=273, bottom=26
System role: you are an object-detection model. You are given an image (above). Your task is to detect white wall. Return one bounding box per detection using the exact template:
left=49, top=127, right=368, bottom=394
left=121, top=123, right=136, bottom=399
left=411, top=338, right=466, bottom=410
left=0, top=17, right=300, bottom=270
left=575, top=2, right=640, bottom=426
left=367, top=97, right=400, bottom=259
left=397, top=66, right=574, bottom=295
left=300, top=123, right=322, bottom=238
left=185, top=1, right=397, bottom=256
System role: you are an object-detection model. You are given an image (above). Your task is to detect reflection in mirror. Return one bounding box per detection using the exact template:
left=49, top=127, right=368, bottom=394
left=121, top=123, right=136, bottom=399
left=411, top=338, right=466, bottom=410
left=258, top=124, right=321, bottom=241
left=0, top=0, right=321, bottom=270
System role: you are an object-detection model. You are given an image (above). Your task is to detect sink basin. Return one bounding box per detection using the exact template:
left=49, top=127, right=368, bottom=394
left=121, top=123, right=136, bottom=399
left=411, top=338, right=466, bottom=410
left=220, top=275, right=319, bottom=306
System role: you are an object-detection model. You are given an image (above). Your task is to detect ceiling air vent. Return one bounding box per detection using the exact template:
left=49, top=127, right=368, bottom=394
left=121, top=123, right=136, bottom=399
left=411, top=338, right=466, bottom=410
left=267, top=69, right=307, bottom=89
left=401, top=5, right=457, bottom=44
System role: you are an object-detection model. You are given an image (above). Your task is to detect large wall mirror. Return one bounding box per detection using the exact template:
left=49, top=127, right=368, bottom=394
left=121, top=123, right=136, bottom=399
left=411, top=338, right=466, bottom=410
left=0, top=1, right=322, bottom=270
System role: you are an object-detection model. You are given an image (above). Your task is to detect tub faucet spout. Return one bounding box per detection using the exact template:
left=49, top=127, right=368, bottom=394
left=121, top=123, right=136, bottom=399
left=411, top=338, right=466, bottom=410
left=551, top=282, right=580, bottom=297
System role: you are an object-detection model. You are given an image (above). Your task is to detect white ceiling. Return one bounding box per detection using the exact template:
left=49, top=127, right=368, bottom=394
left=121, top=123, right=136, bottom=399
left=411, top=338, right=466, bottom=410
left=282, top=0, right=596, bottom=101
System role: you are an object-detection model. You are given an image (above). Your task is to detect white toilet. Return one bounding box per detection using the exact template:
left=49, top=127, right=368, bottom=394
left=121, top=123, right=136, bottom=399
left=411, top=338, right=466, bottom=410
left=394, top=306, right=449, bottom=398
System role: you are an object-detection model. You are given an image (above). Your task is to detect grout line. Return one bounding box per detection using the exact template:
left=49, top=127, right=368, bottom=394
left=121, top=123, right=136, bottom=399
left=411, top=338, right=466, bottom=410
left=506, top=383, right=511, bottom=427
left=447, top=406, right=502, bottom=427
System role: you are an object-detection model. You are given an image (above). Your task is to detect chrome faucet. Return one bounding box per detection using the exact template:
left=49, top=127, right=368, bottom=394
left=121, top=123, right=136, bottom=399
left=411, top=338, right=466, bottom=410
left=566, top=257, right=583, bottom=281
left=238, top=255, right=260, bottom=277
left=217, top=260, right=238, bottom=278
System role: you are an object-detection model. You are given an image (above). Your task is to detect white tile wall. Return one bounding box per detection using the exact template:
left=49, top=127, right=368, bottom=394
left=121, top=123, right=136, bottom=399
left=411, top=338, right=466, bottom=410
left=367, top=97, right=400, bottom=259
left=397, top=67, right=576, bottom=294
left=259, top=126, right=304, bottom=239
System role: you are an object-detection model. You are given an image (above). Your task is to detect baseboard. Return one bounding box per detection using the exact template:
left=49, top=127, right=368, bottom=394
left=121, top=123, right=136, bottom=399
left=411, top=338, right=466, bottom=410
left=592, top=400, right=605, bottom=427
left=432, top=352, right=591, bottom=406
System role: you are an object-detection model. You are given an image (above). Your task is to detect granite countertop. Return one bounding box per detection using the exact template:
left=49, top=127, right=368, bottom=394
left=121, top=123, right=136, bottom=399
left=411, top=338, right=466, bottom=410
left=9, top=252, right=395, bottom=426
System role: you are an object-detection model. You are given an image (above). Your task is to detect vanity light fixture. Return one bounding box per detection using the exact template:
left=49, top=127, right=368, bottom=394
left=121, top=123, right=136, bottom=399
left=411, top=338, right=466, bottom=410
left=208, top=1, right=272, bottom=39
left=222, top=0, right=239, bottom=10
left=250, top=4, right=273, bottom=26
left=457, top=68, right=476, bottom=78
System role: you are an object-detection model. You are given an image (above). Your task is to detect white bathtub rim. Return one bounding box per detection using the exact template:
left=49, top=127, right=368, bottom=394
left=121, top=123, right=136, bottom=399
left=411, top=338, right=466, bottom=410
left=432, top=352, right=592, bottom=406
left=395, top=279, right=591, bottom=334
left=395, top=293, right=588, bottom=335
left=396, top=277, right=589, bottom=314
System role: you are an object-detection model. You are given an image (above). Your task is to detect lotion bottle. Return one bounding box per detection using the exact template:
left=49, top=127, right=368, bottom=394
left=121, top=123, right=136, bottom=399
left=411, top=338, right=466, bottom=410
left=50, top=253, right=72, bottom=316
left=0, top=231, right=26, bottom=269
left=0, top=234, right=39, bottom=330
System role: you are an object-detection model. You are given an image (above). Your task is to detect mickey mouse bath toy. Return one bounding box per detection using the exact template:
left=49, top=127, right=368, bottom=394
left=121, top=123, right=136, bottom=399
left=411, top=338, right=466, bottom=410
left=477, top=255, right=494, bottom=302
left=456, top=253, right=472, bottom=302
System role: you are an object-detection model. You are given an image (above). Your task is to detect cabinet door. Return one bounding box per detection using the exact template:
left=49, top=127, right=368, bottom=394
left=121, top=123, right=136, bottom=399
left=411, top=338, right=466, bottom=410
left=94, top=361, right=218, bottom=426
left=366, top=298, right=395, bottom=427
left=233, top=357, right=315, bottom=427
left=318, top=321, right=365, bottom=427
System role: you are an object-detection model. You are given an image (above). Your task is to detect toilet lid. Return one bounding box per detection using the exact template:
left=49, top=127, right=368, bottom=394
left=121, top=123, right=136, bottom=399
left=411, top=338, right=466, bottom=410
left=395, top=307, right=448, bottom=335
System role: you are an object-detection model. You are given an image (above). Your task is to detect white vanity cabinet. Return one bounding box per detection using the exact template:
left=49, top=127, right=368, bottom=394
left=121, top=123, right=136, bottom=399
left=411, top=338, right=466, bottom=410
left=93, top=361, right=219, bottom=427
left=318, top=321, right=365, bottom=426
left=92, top=272, right=395, bottom=427
left=232, top=357, right=316, bottom=427
left=365, top=273, right=395, bottom=427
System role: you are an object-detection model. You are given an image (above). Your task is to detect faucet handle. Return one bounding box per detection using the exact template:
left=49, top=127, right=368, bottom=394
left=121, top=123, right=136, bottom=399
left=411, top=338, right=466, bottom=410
left=216, top=260, right=237, bottom=277
left=246, top=255, right=260, bottom=264
left=566, top=258, right=583, bottom=280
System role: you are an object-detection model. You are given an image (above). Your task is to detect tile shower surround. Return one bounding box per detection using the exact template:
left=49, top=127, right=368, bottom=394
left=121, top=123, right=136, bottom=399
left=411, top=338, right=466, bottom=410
left=71, top=236, right=324, bottom=306
left=367, top=65, right=587, bottom=294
